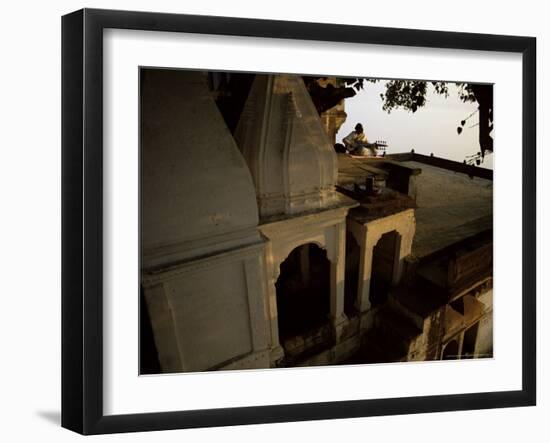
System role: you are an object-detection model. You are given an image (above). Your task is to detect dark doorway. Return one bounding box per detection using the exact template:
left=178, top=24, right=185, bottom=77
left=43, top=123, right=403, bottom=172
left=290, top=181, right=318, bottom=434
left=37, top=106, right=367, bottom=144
left=344, top=232, right=360, bottom=317
left=275, top=244, right=331, bottom=342
left=462, top=323, right=479, bottom=359
left=442, top=339, right=460, bottom=360
left=370, top=231, right=400, bottom=306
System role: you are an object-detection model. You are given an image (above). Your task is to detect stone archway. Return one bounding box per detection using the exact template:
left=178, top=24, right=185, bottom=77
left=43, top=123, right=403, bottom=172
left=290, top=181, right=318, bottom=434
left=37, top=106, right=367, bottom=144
left=275, top=243, right=331, bottom=343
left=347, top=209, right=415, bottom=316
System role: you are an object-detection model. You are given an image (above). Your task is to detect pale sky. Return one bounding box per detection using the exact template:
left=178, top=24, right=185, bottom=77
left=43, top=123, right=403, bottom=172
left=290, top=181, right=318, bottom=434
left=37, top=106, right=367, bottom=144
left=336, top=81, right=494, bottom=169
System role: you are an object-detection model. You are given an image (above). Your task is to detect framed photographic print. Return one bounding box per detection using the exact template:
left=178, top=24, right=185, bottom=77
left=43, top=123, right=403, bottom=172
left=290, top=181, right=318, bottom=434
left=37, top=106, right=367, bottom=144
left=61, top=8, right=536, bottom=435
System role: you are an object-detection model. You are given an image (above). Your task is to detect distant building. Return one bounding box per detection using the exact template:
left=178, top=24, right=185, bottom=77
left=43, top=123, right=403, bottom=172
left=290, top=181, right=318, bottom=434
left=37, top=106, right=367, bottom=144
left=140, top=70, right=493, bottom=373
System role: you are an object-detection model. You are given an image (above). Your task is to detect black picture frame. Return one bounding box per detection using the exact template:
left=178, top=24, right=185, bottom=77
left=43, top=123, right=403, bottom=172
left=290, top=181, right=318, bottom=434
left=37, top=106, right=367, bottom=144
left=61, top=8, right=537, bottom=435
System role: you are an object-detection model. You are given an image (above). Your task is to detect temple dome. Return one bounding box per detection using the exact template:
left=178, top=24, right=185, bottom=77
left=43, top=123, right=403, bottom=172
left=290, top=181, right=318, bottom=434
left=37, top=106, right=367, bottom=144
left=140, top=69, right=260, bottom=266
left=234, top=75, right=339, bottom=218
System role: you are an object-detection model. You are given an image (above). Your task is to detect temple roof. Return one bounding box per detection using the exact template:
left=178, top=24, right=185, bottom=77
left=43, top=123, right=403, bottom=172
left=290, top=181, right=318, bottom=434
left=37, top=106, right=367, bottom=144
left=234, top=75, right=339, bottom=218
left=140, top=70, right=261, bottom=267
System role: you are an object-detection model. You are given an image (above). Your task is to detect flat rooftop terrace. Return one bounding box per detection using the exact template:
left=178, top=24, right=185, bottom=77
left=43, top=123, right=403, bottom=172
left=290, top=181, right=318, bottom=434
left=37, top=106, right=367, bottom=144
left=337, top=153, right=493, bottom=258
left=402, top=160, right=492, bottom=258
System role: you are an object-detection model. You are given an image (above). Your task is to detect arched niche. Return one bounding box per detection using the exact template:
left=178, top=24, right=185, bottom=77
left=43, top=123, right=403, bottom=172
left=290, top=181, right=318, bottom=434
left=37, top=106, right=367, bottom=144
left=275, top=243, right=331, bottom=344
left=259, top=205, right=352, bottom=366
left=370, top=230, right=402, bottom=306
left=273, top=238, right=332, bottom=281
left=347, top=209, right=416, bottom=315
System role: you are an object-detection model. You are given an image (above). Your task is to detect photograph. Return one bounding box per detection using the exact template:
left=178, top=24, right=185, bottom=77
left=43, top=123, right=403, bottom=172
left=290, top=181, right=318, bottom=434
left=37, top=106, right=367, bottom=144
left=0, top=0, right=543, bottom=439
left=139, top=68, right=494, bottom=374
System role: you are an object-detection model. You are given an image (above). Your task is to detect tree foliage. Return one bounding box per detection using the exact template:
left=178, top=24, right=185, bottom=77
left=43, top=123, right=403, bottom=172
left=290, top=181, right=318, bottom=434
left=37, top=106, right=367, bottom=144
left=374, top=80, right=493, bottom=159
left=308, top=77, right=494, bottom=160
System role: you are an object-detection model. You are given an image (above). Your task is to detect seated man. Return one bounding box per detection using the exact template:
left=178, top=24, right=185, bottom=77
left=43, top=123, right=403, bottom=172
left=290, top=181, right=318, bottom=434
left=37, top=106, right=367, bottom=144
left=342, top=123, right=377, bottom=156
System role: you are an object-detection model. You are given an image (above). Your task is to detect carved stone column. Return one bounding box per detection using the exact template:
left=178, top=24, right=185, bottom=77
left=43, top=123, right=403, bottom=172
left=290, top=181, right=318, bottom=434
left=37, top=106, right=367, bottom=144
left=356, top=232, right=379, bottom=314
left=395, top=216, right=416, bottom=284
left=264, top=242, right=285, bottom=366
left=329, top=222, right=348, bottom=341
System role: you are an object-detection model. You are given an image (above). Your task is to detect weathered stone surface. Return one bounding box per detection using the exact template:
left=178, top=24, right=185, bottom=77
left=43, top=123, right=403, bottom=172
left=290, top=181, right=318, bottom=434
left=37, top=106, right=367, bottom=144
left=141, top=69, right=261, bottom=267
left=402, top=161, right=493, bottom=259
left=234, top=75, right=340, bottom=217
left=140, top=70, right=270, bottom=373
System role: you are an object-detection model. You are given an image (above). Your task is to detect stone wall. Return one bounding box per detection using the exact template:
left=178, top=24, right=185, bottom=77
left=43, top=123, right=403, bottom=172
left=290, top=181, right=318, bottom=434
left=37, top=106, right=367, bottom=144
left=140, top=69, right=270, bottom=373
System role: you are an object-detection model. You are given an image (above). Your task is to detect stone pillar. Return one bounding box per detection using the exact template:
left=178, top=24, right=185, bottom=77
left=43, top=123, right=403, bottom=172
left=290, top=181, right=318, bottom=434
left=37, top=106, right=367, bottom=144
left=265, top=244, right=285, bottom=365
left=267, top=275, right=285, bottom=364
left=356, top=233, right=379, bottom=314
left=394, top=217, right=415, bottom=285
left=392, top=234, right=404, bottom=285
left=457, top=331, right=465, bottom=360
left=244, top=257, right=270, bottom=354
left=329, top=222, right=348, bottom=341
